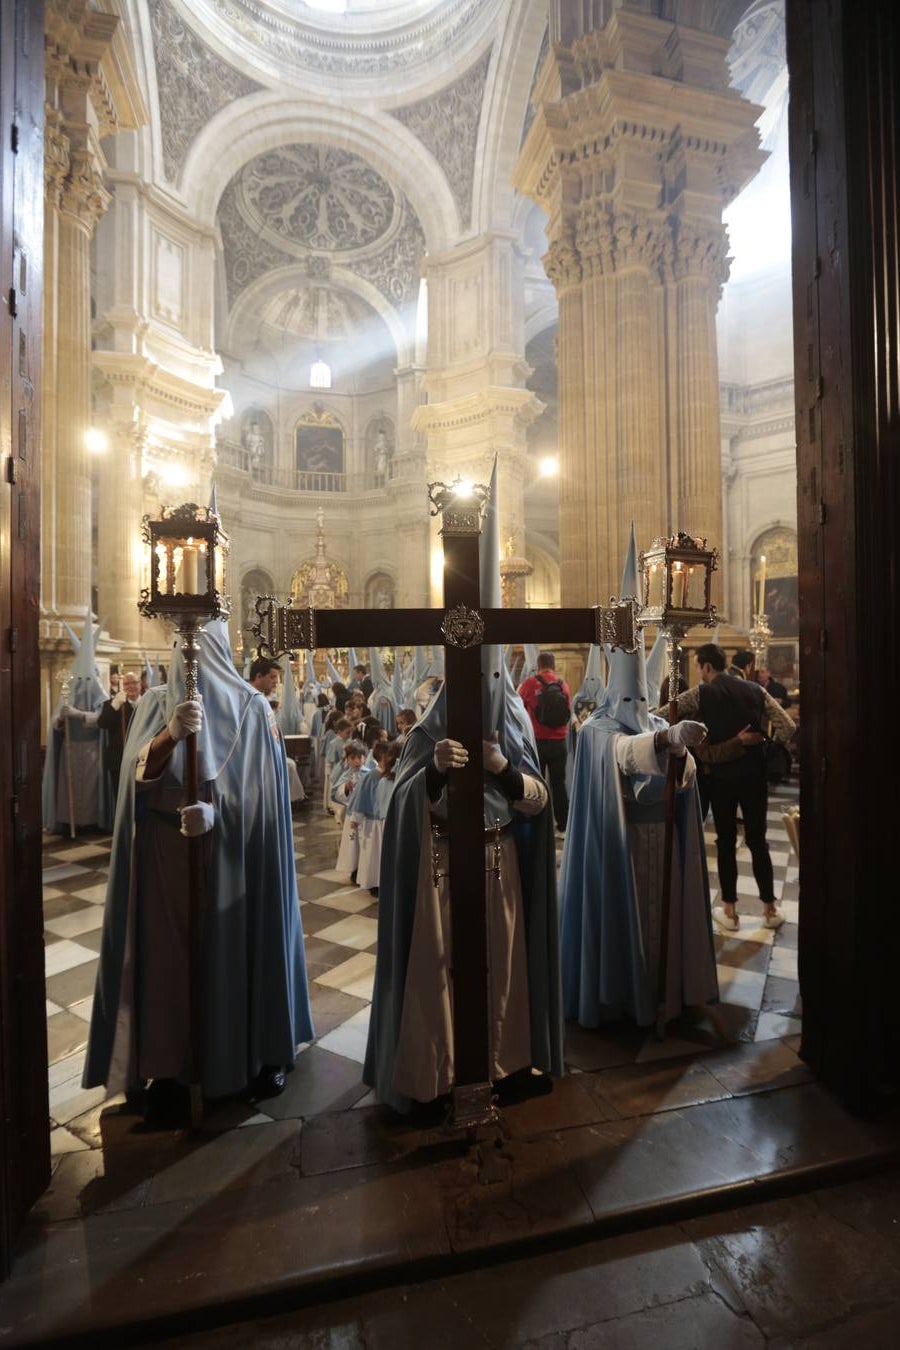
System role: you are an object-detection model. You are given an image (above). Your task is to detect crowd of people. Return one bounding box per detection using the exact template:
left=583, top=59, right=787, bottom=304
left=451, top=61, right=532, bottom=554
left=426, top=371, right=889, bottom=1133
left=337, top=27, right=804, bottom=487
left=44, top=524, right=798, bottom=1127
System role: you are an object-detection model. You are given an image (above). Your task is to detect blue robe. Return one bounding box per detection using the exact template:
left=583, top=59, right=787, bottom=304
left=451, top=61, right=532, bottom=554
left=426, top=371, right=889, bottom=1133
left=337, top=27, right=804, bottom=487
left=363, top=688, right=563, bottom=1113
left=83, top=620, right=313, bottom=1098
left=559, top=711, right=717, bottom=1027
left=42, top=612, right=113, bottom=833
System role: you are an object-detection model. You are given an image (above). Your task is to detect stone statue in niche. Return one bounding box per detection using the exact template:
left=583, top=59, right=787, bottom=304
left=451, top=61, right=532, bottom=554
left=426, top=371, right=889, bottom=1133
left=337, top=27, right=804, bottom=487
left=366, top=416, right=394, bottom=488
left=366, top=573, right=395, bottom=609
left=240, top=408, right=275, bottom=476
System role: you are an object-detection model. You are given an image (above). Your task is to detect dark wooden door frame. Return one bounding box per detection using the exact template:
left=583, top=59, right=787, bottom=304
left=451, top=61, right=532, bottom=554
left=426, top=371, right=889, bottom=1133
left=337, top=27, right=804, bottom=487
left=0, top=0, right=49, bottom=1277
left=788, top=0, right=900, bottom=1113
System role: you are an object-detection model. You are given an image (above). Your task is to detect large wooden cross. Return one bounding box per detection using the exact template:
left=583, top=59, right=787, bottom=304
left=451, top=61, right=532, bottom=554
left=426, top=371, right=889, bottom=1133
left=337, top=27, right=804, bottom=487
left=254, top=482, right=637, bottom=1129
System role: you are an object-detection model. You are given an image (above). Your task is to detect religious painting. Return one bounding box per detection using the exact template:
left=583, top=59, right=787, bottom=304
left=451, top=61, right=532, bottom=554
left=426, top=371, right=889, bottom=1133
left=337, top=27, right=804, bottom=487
left=768, top=642, right=798, bottom=686
left=240, top=408, right=275, bottom=475
left=365, top=572, right=395, bottom=609
left=763, top=575, right=799, bottom=638
left=296, top=405, right=344, bottom=480
left=365, top=415, right=395, bottom=487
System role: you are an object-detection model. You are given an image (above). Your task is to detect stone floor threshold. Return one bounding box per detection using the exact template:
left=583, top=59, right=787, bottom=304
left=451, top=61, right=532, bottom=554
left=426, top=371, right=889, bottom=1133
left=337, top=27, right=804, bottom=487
left=10, top=1079, right=900, bottom=1349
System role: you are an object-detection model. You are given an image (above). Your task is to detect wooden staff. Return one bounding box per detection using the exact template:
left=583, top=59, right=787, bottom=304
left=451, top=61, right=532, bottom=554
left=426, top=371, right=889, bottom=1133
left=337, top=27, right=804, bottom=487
left=181, top=624, right=204, bottom=1128
left=655, top=633, right=680, bottom=1039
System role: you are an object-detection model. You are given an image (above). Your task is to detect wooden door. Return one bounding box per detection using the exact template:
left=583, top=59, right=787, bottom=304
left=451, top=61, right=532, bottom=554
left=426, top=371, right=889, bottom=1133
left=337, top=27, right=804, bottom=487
left=0, top=0, right=48, bottom=1277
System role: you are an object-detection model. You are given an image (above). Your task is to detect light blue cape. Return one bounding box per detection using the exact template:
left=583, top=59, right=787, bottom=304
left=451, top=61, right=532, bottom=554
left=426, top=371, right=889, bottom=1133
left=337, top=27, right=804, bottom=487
left=276, top=656, right=305, bottom=736
left=559, top=527, right=714, bottom=1026
left=83, top=619, right=313, bottom=1097
left=42, top=607, right=113, bottom=832
left=368, top=647, right=397, bottom=735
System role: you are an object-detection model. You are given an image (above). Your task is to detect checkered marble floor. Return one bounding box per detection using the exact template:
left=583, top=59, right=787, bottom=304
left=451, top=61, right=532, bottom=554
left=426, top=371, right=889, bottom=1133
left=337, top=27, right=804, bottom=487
left=41, top=781, right=801, bottom=1153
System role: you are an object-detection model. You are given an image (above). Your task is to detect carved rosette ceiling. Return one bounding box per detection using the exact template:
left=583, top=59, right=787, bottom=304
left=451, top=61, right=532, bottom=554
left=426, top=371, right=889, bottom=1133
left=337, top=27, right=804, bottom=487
left=196, top=0, right=494, bottom=77
left=217, top=145, right=426, bottom=311
left=149, top=0, right=264, bottom=182
left=391, top=47, right=492, bottom=228
left=239, top=145, right=398, bottom=252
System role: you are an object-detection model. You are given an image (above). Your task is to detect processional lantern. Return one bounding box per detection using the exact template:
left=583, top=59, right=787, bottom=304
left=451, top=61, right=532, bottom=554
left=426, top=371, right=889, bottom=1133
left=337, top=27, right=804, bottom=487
left=137, top=500, right=230, bottom=1129
left=138, top=501, right=230, bottom=696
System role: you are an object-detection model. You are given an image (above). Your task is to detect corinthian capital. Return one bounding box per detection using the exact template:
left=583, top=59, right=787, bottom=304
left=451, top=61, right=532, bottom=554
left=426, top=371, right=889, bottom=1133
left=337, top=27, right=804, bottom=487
left=44, top=108, right=70, bottom=207
left=543, top=234, right=582, bottom=292
left=612, top=209, right=668, bottom=274
left=671, top=221, right=730, bottom=289
left=59, top=148, right=111, bottom=233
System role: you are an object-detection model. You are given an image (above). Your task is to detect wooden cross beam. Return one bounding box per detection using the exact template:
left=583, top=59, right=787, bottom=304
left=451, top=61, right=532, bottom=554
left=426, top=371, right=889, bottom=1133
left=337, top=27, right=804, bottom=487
left=254, top=489, right=636, bottom=1129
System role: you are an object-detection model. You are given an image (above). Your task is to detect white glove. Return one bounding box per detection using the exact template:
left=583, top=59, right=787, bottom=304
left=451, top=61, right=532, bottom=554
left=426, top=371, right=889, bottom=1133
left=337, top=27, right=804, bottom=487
left=111, top=690, right=127, bottom=710
left=482, top=734, right=508, bottom=775
left=433, top=738, right=468, bottom=773
left=63, top=706, right=85, bottom=721
left=179, top=801, right=215, bottom=837
left=667, top=720, right=707, bottom=757
left=167, top=697, right=203, bottom=742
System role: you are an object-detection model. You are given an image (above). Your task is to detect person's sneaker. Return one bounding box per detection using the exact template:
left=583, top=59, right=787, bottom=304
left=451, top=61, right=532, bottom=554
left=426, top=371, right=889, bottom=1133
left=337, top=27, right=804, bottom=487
left=713, top=906, right=740, bottom=932
left=763, top=908, right=786, bottom=929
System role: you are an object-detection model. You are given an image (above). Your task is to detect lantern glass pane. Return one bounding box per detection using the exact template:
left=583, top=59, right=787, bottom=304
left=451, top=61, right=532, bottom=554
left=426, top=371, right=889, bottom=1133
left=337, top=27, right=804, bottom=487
left=648, top=561, right=665, bottom=608
left=685, top=563, right=706, bottom=609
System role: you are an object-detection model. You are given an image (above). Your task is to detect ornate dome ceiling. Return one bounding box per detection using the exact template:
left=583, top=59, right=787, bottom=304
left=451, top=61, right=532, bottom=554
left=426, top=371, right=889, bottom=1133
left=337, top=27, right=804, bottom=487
left=180, top=0, right=498, bottom=78
left=217, top=141, right=426, bottom=311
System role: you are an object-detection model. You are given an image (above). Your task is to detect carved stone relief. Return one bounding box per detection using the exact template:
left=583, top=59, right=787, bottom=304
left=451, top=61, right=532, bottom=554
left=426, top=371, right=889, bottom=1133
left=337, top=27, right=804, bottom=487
left=392, top=47, right=492, bottom=227
left=218, top=154, right=426, bottom=310
left=239, top=145, right=398, bottom=253
left=148, top=0, right=263, bottom=182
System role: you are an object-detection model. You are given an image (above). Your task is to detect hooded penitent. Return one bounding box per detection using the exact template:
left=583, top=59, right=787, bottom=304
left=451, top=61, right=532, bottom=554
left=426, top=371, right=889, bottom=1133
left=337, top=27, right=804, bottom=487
left=42, top=607, right=113, bottom=833
left=83, top=618, right=313, bottom=1098
left=363, top=458, right=563, bottom=1112
left=368, top=646, right=397, bottom=736
left=276, top=655, right=305, bottom=737
left=558, top=525, right=717, bottom=1028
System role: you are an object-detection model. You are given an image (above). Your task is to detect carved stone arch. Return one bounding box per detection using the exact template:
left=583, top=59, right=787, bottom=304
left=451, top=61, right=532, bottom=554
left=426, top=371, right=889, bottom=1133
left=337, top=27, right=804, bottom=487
left=478, top=0, right=551, bottom=232
left=184, top=98, right=456, bottom=252
left=365, top=571, right=396, bottom=610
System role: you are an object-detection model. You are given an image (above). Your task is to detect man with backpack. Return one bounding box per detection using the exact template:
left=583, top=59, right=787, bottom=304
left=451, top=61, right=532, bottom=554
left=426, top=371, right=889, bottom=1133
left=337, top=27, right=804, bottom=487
left=518, top=651, right=571, bottom=834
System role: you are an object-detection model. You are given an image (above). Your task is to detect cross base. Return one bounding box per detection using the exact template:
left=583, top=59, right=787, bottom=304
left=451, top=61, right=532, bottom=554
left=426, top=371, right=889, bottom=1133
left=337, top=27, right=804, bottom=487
left=448, top=1080, right=501, bottom=1133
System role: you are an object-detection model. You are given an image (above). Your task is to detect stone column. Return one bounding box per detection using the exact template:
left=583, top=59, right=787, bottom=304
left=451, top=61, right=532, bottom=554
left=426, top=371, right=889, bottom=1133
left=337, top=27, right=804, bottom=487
left=55, top=147, right=109, bottom=613
left=515, top=7, right=764, bottom=607
left=96, top=418, right=144, bottom=657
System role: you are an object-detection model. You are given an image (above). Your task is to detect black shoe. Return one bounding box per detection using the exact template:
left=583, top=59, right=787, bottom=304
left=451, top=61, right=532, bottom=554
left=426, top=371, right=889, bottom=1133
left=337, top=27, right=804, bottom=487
left=250, top=1066, right=287, bottom=1101
left=144, top=1078, right=190, bottom=1129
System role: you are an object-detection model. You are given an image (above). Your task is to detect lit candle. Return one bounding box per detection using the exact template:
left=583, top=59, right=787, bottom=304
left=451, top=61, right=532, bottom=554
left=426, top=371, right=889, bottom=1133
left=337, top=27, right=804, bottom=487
left=182, top=539, right=199, bottom=594
left=672, top=562, right=688, bottom=608
left=758, top=554, right=767, bottom=616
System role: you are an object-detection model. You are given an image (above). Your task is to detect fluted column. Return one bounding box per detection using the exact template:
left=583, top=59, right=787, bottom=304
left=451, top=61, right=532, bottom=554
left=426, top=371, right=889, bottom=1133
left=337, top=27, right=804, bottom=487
left=515, top=8, right=764, bottom=610
left=55, top=150, right=108, bottom=613
left=40, top=104, right=67, bottom=616
left=672, top=225, right=729, bottom=580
